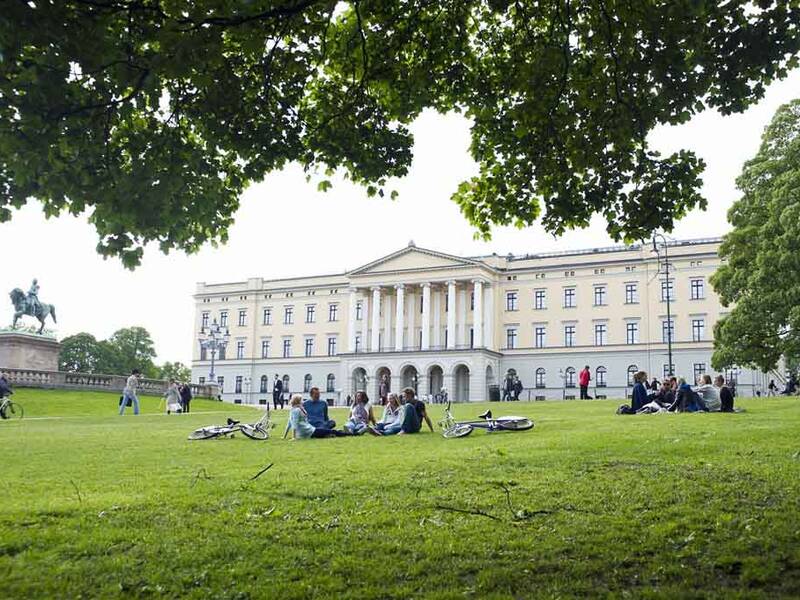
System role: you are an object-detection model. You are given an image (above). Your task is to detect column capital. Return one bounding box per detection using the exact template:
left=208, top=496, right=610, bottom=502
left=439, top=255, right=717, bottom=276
left=471, top=278, right=489, bottom=285
left=446, top=279, right=457, bottom=286
left=420, top=281, right=431, bottom=289
left=394, top=283, right=405, bottom=290
left=371, top=286, right=382, bottom=292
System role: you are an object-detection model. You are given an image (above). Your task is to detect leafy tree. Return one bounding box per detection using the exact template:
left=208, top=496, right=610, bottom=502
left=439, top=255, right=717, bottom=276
left=710, top=99, right=800, bottom=372
left=58, top=333, right=105, bottom=373
left=105, top=327, right=158, bottom=377
left=2, top=2, right=799, bottom=266
left=159, top=361, right=191, bottom=382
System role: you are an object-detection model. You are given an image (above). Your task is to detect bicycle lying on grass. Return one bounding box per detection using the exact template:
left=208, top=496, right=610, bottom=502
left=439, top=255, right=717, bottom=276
left=0, top=395, right=22, bottom=420
left=438, top=401, right=534, bottom=438
left=188, top=406, right=273, bottom=440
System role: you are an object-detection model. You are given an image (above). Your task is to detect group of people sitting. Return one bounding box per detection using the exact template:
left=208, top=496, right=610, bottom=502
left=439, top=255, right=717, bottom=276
left=627, top=371, right=735, bottom=414
left=283, top=386, right=435, bottom=439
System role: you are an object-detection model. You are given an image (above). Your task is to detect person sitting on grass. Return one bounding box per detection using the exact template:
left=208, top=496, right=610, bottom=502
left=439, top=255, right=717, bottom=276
left=399, top=387, right=435, bottom=434
left=631, top=371, right=649, bottom=412
left=716, top=375, right=735, bottom=413
left=354, top=390, right=378, bottom=427
left=283, top=394, right=348, bottom=439
left=375, top=393, right=402, bottom=433
left=303, top=387, right=336, bottom=429
left=654, top=379, right=675, bottom=407
left=694, top=374, right=721, bottom=412
left=344, top=393, right=381, bottom=436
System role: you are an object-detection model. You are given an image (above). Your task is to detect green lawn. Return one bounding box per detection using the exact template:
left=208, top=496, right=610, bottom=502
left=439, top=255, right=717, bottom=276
left=1, top=389, right=799, bottom=598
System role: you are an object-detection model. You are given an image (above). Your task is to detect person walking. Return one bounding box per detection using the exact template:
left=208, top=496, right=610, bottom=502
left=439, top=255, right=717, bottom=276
left=513, top=377, right=523, bottom=401
left=272, top=374, right=284, bottom=409
left=767, top=379, right=777, bottom=396
left=163, top=379, right=182, bottom=414
left=179, top=382, right=193, bottom=413
left=119, top=369, right=141, bottom=416
left=579, top=366, right=592, bottom=399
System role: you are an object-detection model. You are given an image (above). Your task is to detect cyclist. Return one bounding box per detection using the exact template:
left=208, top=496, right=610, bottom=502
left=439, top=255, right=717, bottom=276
left=0, top=375, right=13, bottom=419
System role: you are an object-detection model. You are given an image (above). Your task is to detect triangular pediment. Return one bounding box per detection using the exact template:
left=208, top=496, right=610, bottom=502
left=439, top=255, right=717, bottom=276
left=349, top=245, right=487, bottom=276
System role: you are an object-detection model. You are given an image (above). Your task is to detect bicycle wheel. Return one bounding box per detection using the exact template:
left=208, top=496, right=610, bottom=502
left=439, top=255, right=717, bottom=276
left=496, top=417, right=534, bottom=431
left=188, top=426, right=226, bottom=440
left=240, top=424, right=269, bottom=440
left=4, top=402, right=23, bottom=419
left=442, top=424, right=473, bottom=439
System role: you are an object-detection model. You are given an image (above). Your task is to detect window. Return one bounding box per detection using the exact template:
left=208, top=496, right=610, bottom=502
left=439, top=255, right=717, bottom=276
left=692, top=318, right=705, bottom=341
left=282, top=339, right=292, bottom=358
left=303, top=374, right=312, bottom=393
left=506, top=292, right=518, bottom=311
left=470, top=292, right=475, bottom=310
left=282, top=375, right=290, bottom=393
left=284, top=306, right=294, bottom=324
left=535, top=368, right=546, bottom=388
left=304, top=338, right=314, bottom=357
left=355, top=335, right=361, bottom=353
left=199, top=376, right=205, bottom=385
left=236, top=340, right=245, bottom=359
left=691, top=279, right=705, bottom=300
left=260, top=375, right=268, bottom=393
left=306, top=305, right=315, bottom=323
left=596, top=366, right=607, bottom=387
left=565, top=367, right=576, bottom=388
left=625, top=283, right=638, bottom=304
left=217, top=375, right=224, bottom=390
left=661, top=279, right=675, bottom=302
left=200, top=345, right=207, bottom=361
left=328, top=304, right=339, bottom=322
left=534, top=326, right=546, bottom=348
left=563, top=288, right=576, bottom=308
left=662, top=319, right=674, bottom=343
left=261, top=339, right=270, bottom=358
left=593, top=286, right=607, bottom=306
left=534, top=289, right=546, bottom=310
left=263, top=307, right=272, bottom=325
left=506, top=328, right=518, bottom=349
left=327, top=336, right=337, bottom=356
left=627, top=365, right=638, bottom=386
left=219, top=311, right=228, bottom=327
left=469, top=327, right=474, bottom=349
left=664, top=363, right=676, bottom=379
left=693, top=363, right=706, bottom=384
left=564, top=325, right=576, bottom=347
left=355, top=301, right=363, bottom=320
left=626, top=322, right=639, bottom=345
left=326, top=374, right=336, bottom=393
left=218, top=346, right=226, bottom=360
left=594, top=323, right=607, bottom=346
left=201, top=312, right=209, bottom=329
left=238, top=309, right=247, bottom=327
left=235, top=376, right=243, bottom=394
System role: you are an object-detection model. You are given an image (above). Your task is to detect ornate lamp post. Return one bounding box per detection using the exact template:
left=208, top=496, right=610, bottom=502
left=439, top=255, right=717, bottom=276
left=652, top=234, right=674, bottom=378
left=198, top=319, right=230, bottom=384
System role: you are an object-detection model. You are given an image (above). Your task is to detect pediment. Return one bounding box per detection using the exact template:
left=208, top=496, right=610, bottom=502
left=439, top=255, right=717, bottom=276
left=349, top=245, right=485, bottom=276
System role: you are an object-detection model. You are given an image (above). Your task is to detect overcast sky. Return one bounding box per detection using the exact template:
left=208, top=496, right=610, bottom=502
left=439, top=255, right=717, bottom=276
left=3, top=69, right=798, bottom=365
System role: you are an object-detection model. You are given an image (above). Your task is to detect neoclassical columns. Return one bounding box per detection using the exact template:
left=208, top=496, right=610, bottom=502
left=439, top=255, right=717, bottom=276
left=394, top=284, right=405, bottom=351
left=360, top=291, right=369, bottom=351
left=484, top=283, right=494, bottom=351
left=421, top=283, right=431, bottom=350
left=457, top=285, right=467, bottom=347
left=473, top=280, right=483, bottom=348
left=407, top=287, right=416, bottom=351
left=446, top=280, right=457, bottom=350
left=348, top=288, right=358, bottom=352
left=432, top=287, right=442, bottom=348
left=370, top=287, right=381, bottom=352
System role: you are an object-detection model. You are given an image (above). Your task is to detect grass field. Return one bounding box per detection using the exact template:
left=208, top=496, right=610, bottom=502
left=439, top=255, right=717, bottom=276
left=1, top=389, right=799, bottom=598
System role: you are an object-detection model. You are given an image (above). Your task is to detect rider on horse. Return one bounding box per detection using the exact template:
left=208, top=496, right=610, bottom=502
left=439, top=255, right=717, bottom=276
left=27, top=279, right=41, bottom=319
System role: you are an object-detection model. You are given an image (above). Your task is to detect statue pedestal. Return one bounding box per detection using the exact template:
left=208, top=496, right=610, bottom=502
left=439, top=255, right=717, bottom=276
left=0, top=331, right=61, bottom=371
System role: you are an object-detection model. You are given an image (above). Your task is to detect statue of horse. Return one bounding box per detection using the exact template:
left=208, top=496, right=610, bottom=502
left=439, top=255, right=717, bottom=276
left=9, top=288, right=57, bottom=334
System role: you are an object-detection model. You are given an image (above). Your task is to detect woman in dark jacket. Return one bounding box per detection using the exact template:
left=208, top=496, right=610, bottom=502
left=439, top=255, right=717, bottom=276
left=631, top=371, right=649, bottom=412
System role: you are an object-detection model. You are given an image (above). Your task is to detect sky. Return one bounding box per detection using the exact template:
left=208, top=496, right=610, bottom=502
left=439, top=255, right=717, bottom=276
left=2, top=69, right=799, bottom=365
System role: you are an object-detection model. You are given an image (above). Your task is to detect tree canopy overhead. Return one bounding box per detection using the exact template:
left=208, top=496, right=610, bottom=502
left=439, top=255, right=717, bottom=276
left=2, top=1, right=799, bottom=266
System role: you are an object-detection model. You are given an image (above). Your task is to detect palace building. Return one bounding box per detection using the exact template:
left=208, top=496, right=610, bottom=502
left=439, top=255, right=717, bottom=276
left=191, top=238, right=767, bottom=404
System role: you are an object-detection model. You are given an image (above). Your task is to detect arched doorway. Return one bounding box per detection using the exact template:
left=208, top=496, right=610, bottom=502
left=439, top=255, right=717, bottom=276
left=453, top=364, right=470, bottom=402
left=428, top=365, right=444, bottom=399
left=401, top=364, right=419, bottom=394
left=352, top=367, right=367, bottom=397
left=375, top=366, right=392, bottom=402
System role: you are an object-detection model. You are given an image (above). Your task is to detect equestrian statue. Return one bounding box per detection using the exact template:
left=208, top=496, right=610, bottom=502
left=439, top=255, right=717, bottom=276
left=9, top=278, right=57, bottom=334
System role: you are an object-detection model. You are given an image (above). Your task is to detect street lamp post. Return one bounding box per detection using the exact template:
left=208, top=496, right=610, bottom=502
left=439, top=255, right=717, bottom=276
left=652, top=234, right=674, bottom=378
left=198, top=319, right=230, bottom=385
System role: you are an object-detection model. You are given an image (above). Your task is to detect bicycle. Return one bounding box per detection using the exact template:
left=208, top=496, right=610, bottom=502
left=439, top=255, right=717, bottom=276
left=0, top=395, right=22, bottom=420
left=439, top=401, right=533, bottom=438
left=188, top=406, right=273, bottom=440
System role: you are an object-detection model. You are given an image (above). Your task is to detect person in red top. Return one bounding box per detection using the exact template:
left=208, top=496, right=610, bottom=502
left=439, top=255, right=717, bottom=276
left=579, top=365, right=592, bottom=399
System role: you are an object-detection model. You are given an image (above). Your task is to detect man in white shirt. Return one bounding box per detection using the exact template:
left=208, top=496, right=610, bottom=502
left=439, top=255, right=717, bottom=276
left=119, top=369, right=142, bottom=415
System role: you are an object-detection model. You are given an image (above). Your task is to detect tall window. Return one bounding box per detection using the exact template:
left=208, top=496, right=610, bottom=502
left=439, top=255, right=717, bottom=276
left=470, top=292, right=475, bottom=310
left=303, top=374, right=312, bottom=393
left=327, top=336, right=337, bottom=356
left=664, top=363, right=676, bottom=378
left=506, top=292, right=518, bottom=311
left=199, top=376, right=205, bottom=385
left=236, top=340, right=245, bottom=359
left=355, top=301, right=363, bottom=320
left=693, top=363, right=706, bottom=383
left=217, top=375, right=224, bottom=390
left=328, top=304, right=339, bottom=321
left=304, top=338, right=314, bottom=357
left=326, top=374, right=336, bottom=392
left=306, top=305, right=315, bottom=323
left=565, top=367, right=576, bottom=388
left=535, top=368, right=546, bottom=388
left=564, top=325, right=576, bottom=347
left=661, top=279, right=675, bottom=302
left=596, top=366, right=607, bottom=387
left=627, top=365, right=638, bottom=386
left=625, top=283, right=638, bottom=304
left=263, top=307, right=272, bottom=325
left=355, top=335, right=361, bottom=353
left=662, top=319, right=674, bottom=343
left=219, top=311, right=228, bottom=327
left=534, top=326, right=546, bottom=348
left=261, top=339, right=270, bottom=358
left=692, top=318, right=705, bottom=341
left=563, top=288, right=576, bottom=308
left=218, top=346, right=226, bottom=360
left=506, top=328, right=518, bottom=349
left=235, top=376, right=243, bottom=394
left=593, top=286, right=607, bottom=306
left=690, top=279, right=705, bottom=300
left=200, top=345, right=207, bottom=361
left=260, top=375, right=268, bottom=393
left=201, top=312, right=209, bottom=329
left=594, top=323, right=607, bottom=346
left=238, top=309, right=247, bottom=327
left=534, top=289, right=546, bottom=310
left=626, top=322, right=639, bottom=345
left=282, top=339, right=292, bottom=358
left=284, top=306, right=294, bottom=324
